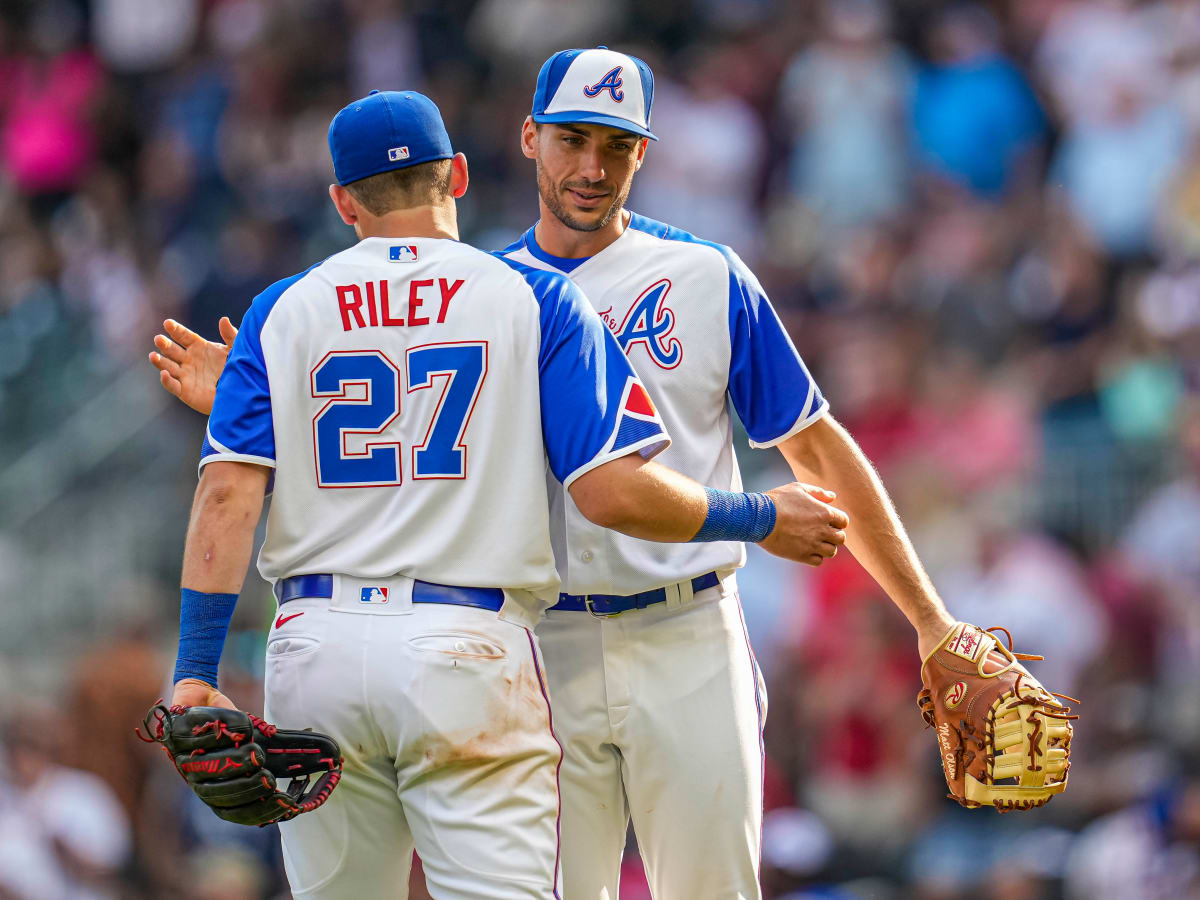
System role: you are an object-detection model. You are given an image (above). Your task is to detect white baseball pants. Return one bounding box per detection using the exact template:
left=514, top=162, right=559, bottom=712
left=263, top=581, right=563, bottom=899
left=537, top=577, right=766, bottom=900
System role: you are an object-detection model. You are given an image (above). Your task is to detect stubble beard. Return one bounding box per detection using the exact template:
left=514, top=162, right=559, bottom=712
left=536, top=158, right=629, bottom=233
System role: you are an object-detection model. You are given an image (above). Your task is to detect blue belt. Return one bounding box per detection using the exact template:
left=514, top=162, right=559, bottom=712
left=551, top=571, right=721, bottom=617
left=275, top=574, right=504, bottom=612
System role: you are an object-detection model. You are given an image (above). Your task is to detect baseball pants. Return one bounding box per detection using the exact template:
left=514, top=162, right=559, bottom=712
left=537, top=576, right=766, bottom=900
left=263, top=579, right=563, bottom=899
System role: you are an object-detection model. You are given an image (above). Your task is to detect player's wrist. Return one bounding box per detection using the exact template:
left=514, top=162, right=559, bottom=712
left=690, top=488, right=776, bottom=544
left=173, top=588, right=239, bottom=689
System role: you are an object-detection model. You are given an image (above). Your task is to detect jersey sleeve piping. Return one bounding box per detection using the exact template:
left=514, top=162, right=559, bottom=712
left=198, top=427, right=277, bottom=475
left=198, top=452, right=278, bottom=472
left=560, top=432, right=670, bottom=489
left=747, top=395, right=830, bottom=449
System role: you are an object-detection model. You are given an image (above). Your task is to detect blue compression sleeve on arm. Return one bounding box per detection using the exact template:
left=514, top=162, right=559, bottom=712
left=173, top=589, right=239, bottom=688
left=691, top=488, right=777, bottom=543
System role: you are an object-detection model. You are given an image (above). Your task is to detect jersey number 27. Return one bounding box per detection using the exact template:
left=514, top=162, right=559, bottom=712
left=311, top=343, right=487, bottom=487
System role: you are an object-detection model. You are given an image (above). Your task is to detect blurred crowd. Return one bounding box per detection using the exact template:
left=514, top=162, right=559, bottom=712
left=1, top=0, right=1199, bottom=897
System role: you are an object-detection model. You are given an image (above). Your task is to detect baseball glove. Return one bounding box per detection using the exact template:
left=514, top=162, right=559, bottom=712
left=918, top=622, right=1078, bottom=812
left=139, top=704, right=343, bottom=826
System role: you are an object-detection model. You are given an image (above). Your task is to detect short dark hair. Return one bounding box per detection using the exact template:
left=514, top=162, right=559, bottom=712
left=344, top=158, right=453, bottom=216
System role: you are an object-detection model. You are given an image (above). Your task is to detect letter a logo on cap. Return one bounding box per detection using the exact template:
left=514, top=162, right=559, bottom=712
left=583, top=66, right=624, bottom=102
left=531, top=48, right=657, bottom=140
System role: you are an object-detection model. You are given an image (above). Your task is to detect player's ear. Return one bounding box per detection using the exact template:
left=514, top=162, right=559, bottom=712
left=634, top=137, right=648, bottom=171
left=450, top=152, right=469, bottom=199
left=328, top=184, right=359, bottom=226
left=520, top=116, right=538, bottom=160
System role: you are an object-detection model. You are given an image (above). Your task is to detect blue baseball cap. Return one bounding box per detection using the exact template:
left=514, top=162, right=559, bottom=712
left=531, top=47, right=658, bottom=141
left=328, top=90, right=454, bottom=186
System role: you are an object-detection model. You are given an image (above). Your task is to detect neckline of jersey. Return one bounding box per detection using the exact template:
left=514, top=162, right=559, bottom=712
left=357, top=234, right=462, bottom=245
left=521, top=226, right=593, bottom=273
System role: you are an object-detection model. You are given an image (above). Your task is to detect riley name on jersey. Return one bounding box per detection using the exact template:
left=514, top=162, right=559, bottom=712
left=335, top=275, right=465, bottom=331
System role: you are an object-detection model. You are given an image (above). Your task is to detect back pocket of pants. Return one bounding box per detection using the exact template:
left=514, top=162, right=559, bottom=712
left=267, top=635, right=322, bottom=659
left=407, top=631, right=505, bottom=660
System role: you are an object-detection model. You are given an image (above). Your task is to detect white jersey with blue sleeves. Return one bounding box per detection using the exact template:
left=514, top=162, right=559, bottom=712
left=501, top=213, right=828, bottom=595
left=201, top=236, right=668, bottom=608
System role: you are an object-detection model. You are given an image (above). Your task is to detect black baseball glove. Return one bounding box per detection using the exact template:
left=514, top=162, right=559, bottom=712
left=140, top=704, right=342, bottom=826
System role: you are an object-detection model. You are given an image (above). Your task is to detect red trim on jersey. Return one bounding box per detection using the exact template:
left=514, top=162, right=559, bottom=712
left=525, top=628, right=564, bottom=900
left=734, top=593, right=766, bottom=881
left=624, top=380, right=656, bottom=417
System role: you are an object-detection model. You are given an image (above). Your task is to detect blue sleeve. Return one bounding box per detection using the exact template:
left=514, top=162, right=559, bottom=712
left=199, top=270, right=308, bottom=470
left=725, top=249, right=828, bottom=448
left=528, top=268, right=669, bottom=486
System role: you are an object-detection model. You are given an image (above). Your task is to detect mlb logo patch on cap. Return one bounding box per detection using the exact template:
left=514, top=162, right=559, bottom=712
left=328, top=90, right=454, bottom=186
left=360, top=586, right=390, bottom=604
left=532, top=47, right=658, bottom=141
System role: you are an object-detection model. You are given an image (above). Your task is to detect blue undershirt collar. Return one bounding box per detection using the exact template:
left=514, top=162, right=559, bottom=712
left=522, top=226, right=591, bottom=273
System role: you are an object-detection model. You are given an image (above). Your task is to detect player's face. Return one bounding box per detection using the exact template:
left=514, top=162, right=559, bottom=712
left=530, top=123, right=646, bottom=232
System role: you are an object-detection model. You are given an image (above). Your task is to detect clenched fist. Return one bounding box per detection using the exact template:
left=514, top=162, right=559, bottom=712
left=759, top=483, right=848, bottom=565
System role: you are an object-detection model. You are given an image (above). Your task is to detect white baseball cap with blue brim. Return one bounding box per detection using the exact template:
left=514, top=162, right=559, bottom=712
left=531, top=46, right=658, bottom=141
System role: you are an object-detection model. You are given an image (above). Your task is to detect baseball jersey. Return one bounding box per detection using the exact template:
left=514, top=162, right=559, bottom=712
left=501, top=212, right=828, bottom=595
left=200, top=236, right=669, bottom=606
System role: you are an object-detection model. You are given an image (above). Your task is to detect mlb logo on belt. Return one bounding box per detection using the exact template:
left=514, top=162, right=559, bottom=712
left=360, top=586, right=389, bottom=604
left=389, top=245, right=418, bottom=263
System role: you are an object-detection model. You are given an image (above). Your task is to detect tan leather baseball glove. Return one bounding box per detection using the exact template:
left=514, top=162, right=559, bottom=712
left=918, top=622, right=1078, bottom=812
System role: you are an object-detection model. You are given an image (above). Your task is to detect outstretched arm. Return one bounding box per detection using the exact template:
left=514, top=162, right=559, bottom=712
left=148, top=317, right=237, bottom=415
left=570, top=454, right=849, bottom=566
left=778, top=415, right=955, bottom=657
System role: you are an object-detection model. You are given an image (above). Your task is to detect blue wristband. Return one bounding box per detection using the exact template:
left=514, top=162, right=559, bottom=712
left=691, top=488, right=777, bottom=543
left=173, top=588, right=239, bottom=689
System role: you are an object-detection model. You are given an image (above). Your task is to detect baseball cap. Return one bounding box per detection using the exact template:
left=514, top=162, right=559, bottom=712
left=328, top=90, right=454, bottom=187
left=531, top=47, right=658, bottom=141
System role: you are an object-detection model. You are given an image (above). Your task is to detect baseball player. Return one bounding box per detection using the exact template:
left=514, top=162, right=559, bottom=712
left=165, top=88, right=850, bottom=900
left=503, top=47, right=958, bottom=898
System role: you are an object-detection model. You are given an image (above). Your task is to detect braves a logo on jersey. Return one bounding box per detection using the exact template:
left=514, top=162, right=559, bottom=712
left=606, top=278, right=682, bottom=369
left=583, top=66, right=624, bottom=102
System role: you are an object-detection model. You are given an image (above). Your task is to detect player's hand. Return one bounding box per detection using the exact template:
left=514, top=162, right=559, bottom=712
left=759, top=482, right=849, bottom=566
left=170, top=678, right=237, bottom=711
left=148, top=317, right=238, bottom=416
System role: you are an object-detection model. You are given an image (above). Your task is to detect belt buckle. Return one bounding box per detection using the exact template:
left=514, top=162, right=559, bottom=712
left=584, top=596, right=623, bottom=618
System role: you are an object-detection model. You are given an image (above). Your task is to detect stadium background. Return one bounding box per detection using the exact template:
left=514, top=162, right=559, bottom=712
left=1, top=0, right=1198, bottom=896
